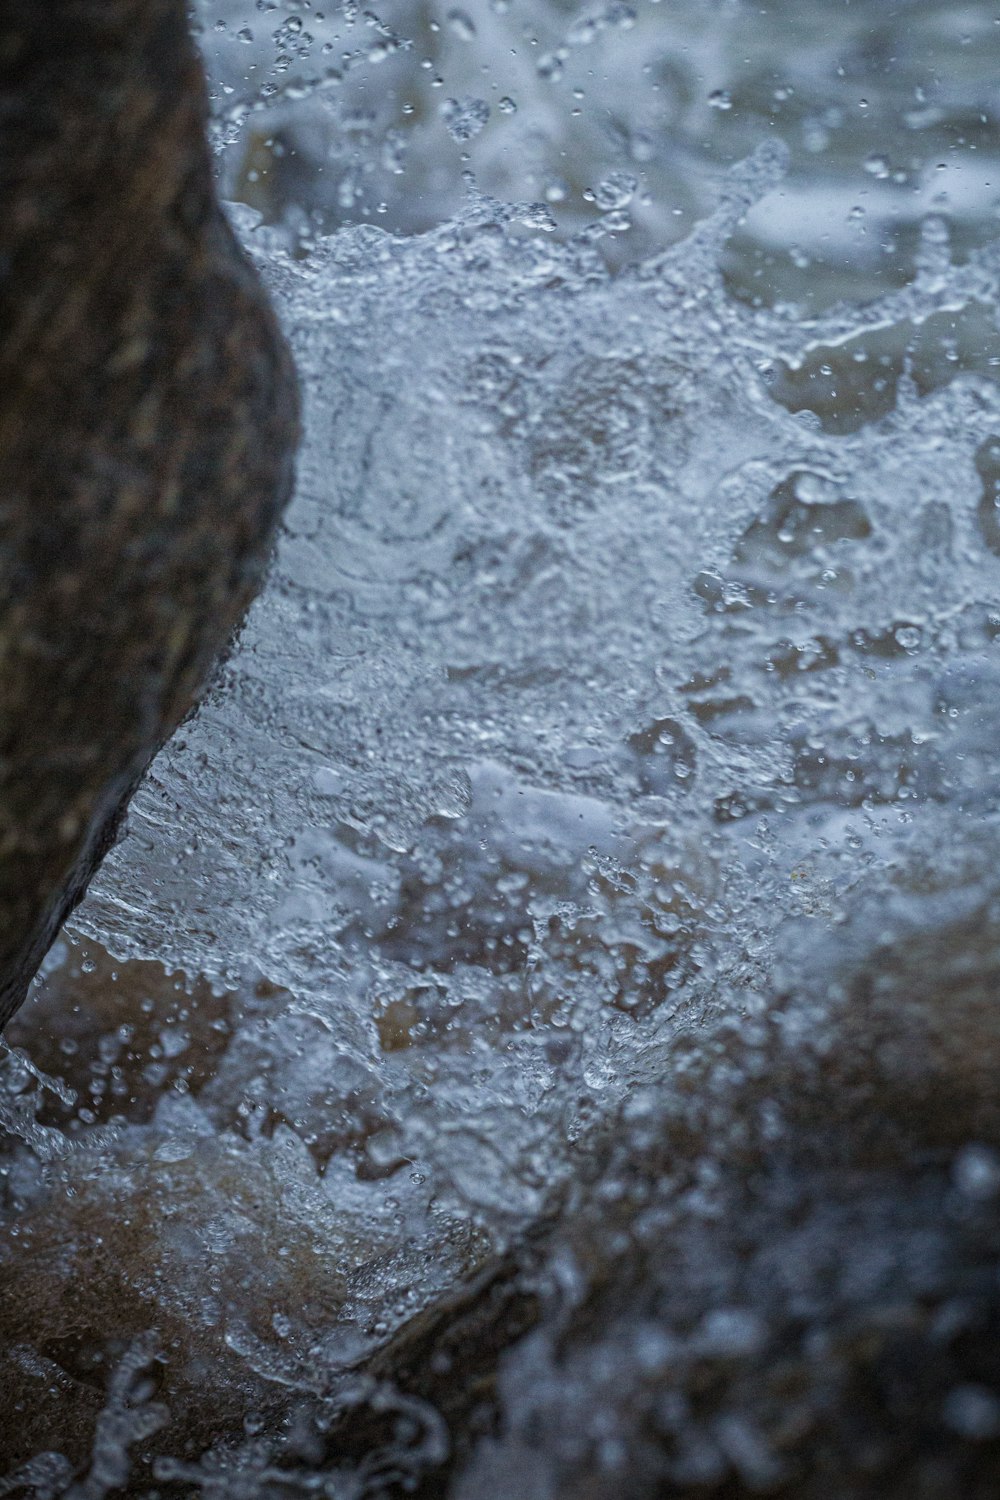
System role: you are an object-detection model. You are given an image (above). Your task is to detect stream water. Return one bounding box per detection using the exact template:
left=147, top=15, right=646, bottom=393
left=4, top=2, right=1000, bottom=1495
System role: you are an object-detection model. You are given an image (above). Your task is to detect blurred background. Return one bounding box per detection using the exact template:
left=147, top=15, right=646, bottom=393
left=198, top=0, right=1000, bottom=304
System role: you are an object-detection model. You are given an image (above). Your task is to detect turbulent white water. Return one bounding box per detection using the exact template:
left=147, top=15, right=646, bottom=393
left=5, top=1, right=1000, bottom=1492
left=69, top=138, right=1000, bottom=1215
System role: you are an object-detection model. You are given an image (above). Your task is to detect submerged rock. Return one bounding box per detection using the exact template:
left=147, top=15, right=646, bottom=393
left=0, top=0, right=299, bottom=1027
left=337, top=874, right=1000, bottom=1499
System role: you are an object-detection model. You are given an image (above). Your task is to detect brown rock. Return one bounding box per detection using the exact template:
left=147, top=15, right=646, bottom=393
left=0, top=0, right=299, bottom=1026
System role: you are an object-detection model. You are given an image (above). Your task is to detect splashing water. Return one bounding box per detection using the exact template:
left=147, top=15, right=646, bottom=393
left=69, top=137, right=1000, bottom=1209
left=6, top=11, right=1000, bottom=1491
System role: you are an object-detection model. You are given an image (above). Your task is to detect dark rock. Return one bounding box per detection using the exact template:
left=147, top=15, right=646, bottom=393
left=0, top=0, right=299, bottom=1027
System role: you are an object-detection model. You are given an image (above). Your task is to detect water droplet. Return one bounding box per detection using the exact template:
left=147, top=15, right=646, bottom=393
left=593, top=171, right=638, bottom=211
left=440, top=97, right=491, bottom=141
left=517, top=203, right=557, bottom=231
left=446, top=7, right=477, bottom=40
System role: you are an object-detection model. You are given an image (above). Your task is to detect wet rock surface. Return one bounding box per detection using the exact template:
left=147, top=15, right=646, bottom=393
left=0, top=0, right=298, bottom=1027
